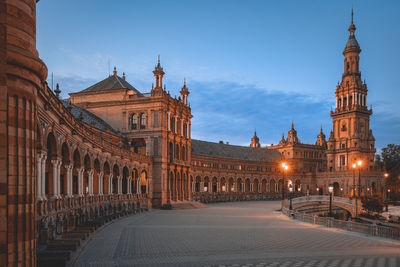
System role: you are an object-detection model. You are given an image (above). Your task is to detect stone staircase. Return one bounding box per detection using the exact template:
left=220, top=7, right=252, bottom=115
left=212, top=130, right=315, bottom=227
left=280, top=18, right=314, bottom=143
left=170, top=201, right=207, bottom=210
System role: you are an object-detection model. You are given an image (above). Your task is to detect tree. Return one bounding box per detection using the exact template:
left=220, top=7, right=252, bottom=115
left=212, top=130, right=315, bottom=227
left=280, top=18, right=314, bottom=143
left=381, top=144, right=400, bottom=194
left=361, top=197, right=383, bottom=215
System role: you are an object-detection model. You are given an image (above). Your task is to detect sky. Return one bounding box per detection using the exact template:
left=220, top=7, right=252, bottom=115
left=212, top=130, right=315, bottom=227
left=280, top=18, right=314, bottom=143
left=36, top=0, right=400, bottom=151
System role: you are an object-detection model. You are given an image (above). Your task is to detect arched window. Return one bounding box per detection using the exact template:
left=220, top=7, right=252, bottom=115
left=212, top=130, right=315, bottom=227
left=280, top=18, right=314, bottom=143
left=131, top=114, right=137, bottom=130
left=140, top=113, right=146, bottom=129
left=346, top=62, right=350, bottom=72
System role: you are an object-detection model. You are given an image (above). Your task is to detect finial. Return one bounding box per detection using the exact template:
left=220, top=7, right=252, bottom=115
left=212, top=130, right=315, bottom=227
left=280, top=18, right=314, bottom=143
left=122, top=72, right=126, bottom=80
left=54, top=83, right=61, bottom=98
left=351, top=8, right=354, bottom=25
left=254, top=128, right=257, bottom=136
left=113, top=66, right=117, bottom=76
left=164, top=84, right=166, bottom=90
left=184, top=77, right=186, bottom=86
left=158, top=55, right=160, bottom=64
left=320, top=125, right=323, bottom=133
left=291, top=120, right=294, bottom=129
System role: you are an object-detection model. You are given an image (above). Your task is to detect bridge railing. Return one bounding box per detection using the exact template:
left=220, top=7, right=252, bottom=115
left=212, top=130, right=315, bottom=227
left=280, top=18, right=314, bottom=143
left=282, top=207, right=400, bottom=241
left=291, top=195, right=355, bottom=206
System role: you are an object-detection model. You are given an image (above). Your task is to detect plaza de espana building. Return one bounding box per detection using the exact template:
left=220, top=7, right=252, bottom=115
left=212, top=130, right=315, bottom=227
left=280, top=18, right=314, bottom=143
left=0, top=1, right=385, bottom=266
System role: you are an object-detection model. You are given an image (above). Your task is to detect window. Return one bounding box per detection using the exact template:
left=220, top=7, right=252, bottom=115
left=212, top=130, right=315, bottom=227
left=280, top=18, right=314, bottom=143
left=154, top=138, right=158, bottom=156
left=131, top=114, right=137, bottom=130
left=154, top=110, right=158, bottom=127
left=140, top=113, right=146, bottom=129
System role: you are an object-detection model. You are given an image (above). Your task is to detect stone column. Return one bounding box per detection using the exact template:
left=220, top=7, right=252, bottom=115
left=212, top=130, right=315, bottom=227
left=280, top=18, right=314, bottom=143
left=41, top=155, right=47, bottom=200
left=78, top=168, right=84, bottom=196
left=65, top=164, right=73, bottom=197
left=137, top=178, right=140, bottom=194
left=36, top=153, right=44, bottom=200
left=56, top=160, right=62, bottom=198
left=200, top=182, right=204, bottom=192
left=51, top=158, right=61, bottom=198
left=117, top=176, right=121, bottom=194
left=88, top=170, right=94, bottom=196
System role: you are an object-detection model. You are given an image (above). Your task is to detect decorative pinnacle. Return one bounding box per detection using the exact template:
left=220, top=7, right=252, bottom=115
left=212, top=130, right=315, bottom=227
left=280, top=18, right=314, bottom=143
left=351, top=8, right=354, bottom=25
left=54, top=83, right=61, bottom=98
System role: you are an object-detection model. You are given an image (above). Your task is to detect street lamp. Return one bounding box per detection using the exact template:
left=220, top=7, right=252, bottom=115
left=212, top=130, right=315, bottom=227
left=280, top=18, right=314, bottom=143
left=281, top=162, right=289, bottom=200
left=289, top=184, right=293, bottom=210
left=384, top=173, right=389, bottom=212
left=328, top=184, right=333, bottom=217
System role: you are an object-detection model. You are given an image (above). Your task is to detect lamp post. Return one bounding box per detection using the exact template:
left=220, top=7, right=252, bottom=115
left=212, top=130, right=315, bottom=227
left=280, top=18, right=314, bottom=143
left=289, top=184, right=293, bottom=210
left=328, top=184, right=333, bottom=217
left=352, top=160, right=362, bottom=217
left=281, top=162, right=289, bottom=200
left=384, top=173, right=389, bottom=212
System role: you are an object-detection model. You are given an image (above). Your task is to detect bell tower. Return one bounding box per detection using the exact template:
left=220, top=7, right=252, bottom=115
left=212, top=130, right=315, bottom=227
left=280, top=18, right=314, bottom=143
left=327, top=10, right=376, bottom=172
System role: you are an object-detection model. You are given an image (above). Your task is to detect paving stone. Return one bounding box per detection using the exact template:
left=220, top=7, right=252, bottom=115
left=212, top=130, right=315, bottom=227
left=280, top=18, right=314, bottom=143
left=75, top=201, right=400, bottom=267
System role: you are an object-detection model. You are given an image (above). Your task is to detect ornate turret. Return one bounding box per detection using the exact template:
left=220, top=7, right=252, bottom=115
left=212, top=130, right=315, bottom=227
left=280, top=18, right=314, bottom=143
left=315, top=126, right=327, bottom=147
left=151, top=55, right=165, bottom=96
left=250, top=129, right=260, bottom=148
left=287, top=122, right=299, bottom=144
left=180, top=78, right=190, bottom=105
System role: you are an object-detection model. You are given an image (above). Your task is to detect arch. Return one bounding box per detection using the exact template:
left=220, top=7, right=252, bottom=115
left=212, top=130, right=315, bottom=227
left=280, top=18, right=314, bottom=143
left=195, top=176, right=201, bottom=193
left=228, top=177, right=234, bottom=192
left=122, top=166, right=129, bottom=194
left=270, top=179, right=276, bottom=193
left=72, top=149, right=81, bottom=195
left=83, top=154, right=91, bottom=195
left=131, top=113, right=138, bottom=130
left=93, top=158, right=101, bottom=195
left=262, top=179, right=267, bottom=192
left=295, top=180, right=301, bottom=193
left=169, top=142, right=173, bottom=161
left=204, top=176, right=209, bottom=192
left=176, top=171, right=181, bottom=200
left=254, top=179, right=259, bottom=193
left=245, top=178, right=251, bottom=192
left=112, top=164, right=119, bottom=194
left=103, top=161, right=110, bottom=195
left=132, top=168, right=138, bottom=194
left=140, top=113, right=146, bottom=129
left=140, top=170, right=147, bottom=194
left=169, top=171, right=175, bottom=199
left=333, top=182, right=340, bottom=196
left=45, top=132, right=57, bottom=197
left=175, top=144, right=179, bottom=160
left=60, top=142, right=70, bottom=196
left=212, top=177, right=217, bottom=193
left=220, top=177, right=226, bottom=192
left=237, top=178, right=242, bottom=192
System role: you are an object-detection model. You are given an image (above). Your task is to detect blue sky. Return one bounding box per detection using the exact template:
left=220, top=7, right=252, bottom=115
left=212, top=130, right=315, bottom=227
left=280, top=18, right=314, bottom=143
left=36, top=0, right=400, bottom=150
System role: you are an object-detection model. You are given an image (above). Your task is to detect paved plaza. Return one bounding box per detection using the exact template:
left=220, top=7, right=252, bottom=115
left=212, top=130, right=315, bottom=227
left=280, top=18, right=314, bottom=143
left=74, top=201, right=400, bottom=267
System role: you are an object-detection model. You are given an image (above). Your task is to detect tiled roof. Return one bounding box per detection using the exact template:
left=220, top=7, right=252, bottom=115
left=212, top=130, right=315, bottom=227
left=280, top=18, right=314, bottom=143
left=78, top=75, right=141, bottom=94
left=62, top=100, right=118, bottom=134
left=191, top=139, right=282, bottom=162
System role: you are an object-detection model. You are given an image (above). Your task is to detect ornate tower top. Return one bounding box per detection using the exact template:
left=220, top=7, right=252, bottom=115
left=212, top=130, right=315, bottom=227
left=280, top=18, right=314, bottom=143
left=180, top=78, right=190, bottom=105
left=152, top=55, right=165, bottom=96
left=250, top=129, right=260, bottom=148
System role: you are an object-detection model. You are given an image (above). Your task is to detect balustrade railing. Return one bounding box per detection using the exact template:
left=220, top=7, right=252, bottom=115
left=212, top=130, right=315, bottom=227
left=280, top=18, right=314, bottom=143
left=282, top=207, right=400, bottom=241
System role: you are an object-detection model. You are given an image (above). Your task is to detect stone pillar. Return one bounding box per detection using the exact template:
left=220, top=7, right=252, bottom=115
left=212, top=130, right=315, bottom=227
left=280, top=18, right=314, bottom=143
left=78, top=168, right=84, bottom=196
left=56, top=160, right=62, bottom=198
left=88, top=170, right=94, bottom=196
left=41, top=155, right=47, bottom=200
left=117, top=176, right=121, bottom=194
left=36, top=153, right=44, bottom=200
left=98, top=172, right=104, bottom=195
left=51, top=159, right=61, bottom=198
left=200, top=182, right=204, bottom=192
left=137, top=178, right=140, bottom=194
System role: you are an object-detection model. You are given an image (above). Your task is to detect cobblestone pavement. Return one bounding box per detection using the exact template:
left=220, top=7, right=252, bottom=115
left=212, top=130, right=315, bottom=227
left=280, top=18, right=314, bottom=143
left=74, top=201, right=400, bottom=267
